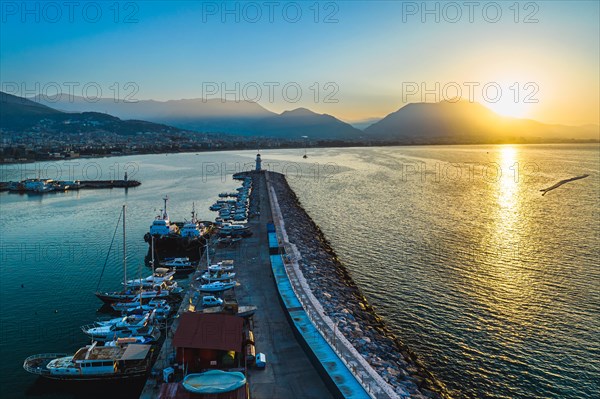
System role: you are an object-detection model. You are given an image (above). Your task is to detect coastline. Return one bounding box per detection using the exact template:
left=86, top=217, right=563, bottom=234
left=268, top=171, right=450, bottom=399
left=2, top=141, right=597, bottom=166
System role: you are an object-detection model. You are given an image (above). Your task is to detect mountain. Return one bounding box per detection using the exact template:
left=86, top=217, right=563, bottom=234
left=365, top=101, right=599, bottom=143
left=1, top=92, right=185, bottom=135
left=1, top=92, right=62, bottom=129
left=30, top=94, right=364, bottom=139
left=31, top=94, right=276, bottom=134
left=248, top=108, right=364, bottom=139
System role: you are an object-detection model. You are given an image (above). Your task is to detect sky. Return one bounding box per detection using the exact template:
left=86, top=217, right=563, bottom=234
left=1, top=1, right=599, bottom=125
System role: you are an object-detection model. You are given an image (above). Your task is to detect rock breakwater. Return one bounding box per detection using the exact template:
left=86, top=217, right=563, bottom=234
left=268, top=172, right=449, bottom=399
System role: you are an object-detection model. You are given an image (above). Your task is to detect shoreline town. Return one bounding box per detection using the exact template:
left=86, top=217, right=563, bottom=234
left=23, top=154, right=446, bottom=399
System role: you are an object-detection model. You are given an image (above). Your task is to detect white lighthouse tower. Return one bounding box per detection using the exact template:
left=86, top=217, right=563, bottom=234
left=255, top=152, right=262, bottom=171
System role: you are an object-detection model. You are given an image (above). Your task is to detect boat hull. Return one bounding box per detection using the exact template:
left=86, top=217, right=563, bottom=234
left=144, top=233, right=206, bottom=264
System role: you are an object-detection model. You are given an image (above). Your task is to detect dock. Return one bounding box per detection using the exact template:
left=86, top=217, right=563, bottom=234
left=0, top=179, right=140, bottom=193
left=140, top=171, right=332, bottom=398
left=139, top=169, right=411, bottom=399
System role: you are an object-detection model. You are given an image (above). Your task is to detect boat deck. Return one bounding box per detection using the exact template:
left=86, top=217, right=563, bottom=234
left=72, top=346, right=125, bottom=361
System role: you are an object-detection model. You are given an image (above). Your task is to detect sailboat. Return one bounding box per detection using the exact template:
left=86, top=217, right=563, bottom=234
left=95, top=206, right=181, bottom=304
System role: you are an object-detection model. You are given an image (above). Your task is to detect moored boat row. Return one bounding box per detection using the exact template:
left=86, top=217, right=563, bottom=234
left=23, top=204, right=183, bottom=382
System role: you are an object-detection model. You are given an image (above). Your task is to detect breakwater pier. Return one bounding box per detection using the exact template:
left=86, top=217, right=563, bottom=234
left=140, top=170, right=444, bottom=399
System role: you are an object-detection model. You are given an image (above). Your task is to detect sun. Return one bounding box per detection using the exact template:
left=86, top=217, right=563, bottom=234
left=486, top=98, right=531, bottom=119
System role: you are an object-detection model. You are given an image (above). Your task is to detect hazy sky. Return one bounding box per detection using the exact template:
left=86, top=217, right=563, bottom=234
left=1, top=1, right=599, bottom=125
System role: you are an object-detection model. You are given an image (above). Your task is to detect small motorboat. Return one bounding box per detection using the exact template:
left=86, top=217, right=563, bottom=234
left=198, top=271, right=236, bottom=282
left=111, top=299, right=172, bottom=320
left=160, top=257, right=196, bottom=273
left=198, top=281, right=237, bottom=293
left=81, top=322, right=160, bottom=343
left=124, top=268, right=175, bottom=289
left=208, top=261, right=234, bottom=272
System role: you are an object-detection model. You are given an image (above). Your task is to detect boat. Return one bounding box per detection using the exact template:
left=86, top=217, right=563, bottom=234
left=198, top=281, right=237, bottom=293
left=198, top=271, right=236, bottom=282
left=160, top=257, right=196, bottom=273
left=180, top=204, right=204, bottom=239
left=110, top=299, right=172, bottom=321
left=96, top=282, right=179, bottom=304
left=104, top=336, right=155, bottom=347
left=124, top=267, right=175, bottom=289
left=81, top=313, right=160, bottom=342
left=216, top=236, right=242, bottom=246
left=144, top=197, right=207, bottom=263
left=208, top=260, right=235, bottom=272
left=95, top=205, right=135, bottom=304
left=148, top=196, right=180, bottom=237
left=202, top=304, right=257, bottom=318
left=22, top=178, right=55, bottom=193
left=182, top=370, right=246, bottom=394
left=218, top=223, right=252, bottom=237
left=95, top=312, right=150, bottom=327
left=111, top=298, right=171, bottom=313
left=23, top=342, right=153, bottom=380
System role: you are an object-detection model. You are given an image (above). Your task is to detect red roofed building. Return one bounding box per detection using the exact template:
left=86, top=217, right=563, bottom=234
left=173, top=312, right=244, bottom=372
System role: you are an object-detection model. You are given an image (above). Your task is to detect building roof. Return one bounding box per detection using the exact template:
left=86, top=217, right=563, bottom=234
left=172, top=312, right=243, bottom=352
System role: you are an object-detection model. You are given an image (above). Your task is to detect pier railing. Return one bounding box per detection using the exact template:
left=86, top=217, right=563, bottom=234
left=265, top=173, right=405, bottom=399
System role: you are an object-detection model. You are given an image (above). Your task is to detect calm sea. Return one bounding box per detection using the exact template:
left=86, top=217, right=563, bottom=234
left=0, top=145, right=598, bottom=399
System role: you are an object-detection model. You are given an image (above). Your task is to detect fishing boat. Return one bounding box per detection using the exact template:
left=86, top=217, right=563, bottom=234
left=198, top=281, right=237, bottom=293
left=180, top=204, right=204, bottom=239
left=23, top=342, right=153, bottom=380
left=143, top=197, right=206, bottom=263
left=148, top=196, right=180, bottom=237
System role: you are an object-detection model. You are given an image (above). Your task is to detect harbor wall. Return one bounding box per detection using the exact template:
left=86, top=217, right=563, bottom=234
left=265, top=171, right=448, bottom=399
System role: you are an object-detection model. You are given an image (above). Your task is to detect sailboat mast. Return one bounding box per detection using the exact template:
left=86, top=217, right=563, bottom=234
left=123, top=204, right=127, bottom=288
left=151, top=235, right=155, bottom=275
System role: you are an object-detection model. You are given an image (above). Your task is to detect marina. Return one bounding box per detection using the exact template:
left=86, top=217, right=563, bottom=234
left=2, top=146, right=598, bottom=399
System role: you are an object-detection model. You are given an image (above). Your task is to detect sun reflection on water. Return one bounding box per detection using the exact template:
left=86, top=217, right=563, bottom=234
left=479, top=145, right=536, bottom=325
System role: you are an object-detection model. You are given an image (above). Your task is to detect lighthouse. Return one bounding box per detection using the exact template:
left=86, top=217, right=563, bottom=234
left=255, top=152, right=262, bottom=171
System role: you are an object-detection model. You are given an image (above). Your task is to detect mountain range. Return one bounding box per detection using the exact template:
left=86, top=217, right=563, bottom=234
left=2, top=91, right=597, bottom=143
left=0, top=92, right=185, bottom=135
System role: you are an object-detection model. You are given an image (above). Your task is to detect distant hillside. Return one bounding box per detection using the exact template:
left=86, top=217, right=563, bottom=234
left=1, top=92, right=62, bottom=129
left=30, top=94, right=363, bottom=139
left=248, top=108, right=364, bottom=139
left=13, top=93, right=599, bottom=143
left=365, top=101, right=599, bottom=143
left=31, top=94, right=276, bottom=134
left=1, top=92, right=185, bottom=135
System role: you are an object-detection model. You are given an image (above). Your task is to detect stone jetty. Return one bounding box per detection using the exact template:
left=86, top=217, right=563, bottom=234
left=268, top=172, right=449, bottom=399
